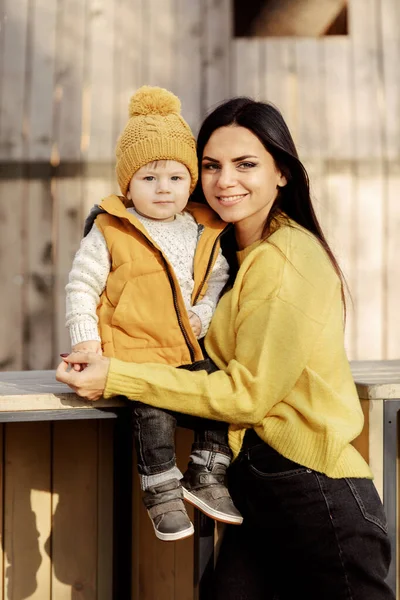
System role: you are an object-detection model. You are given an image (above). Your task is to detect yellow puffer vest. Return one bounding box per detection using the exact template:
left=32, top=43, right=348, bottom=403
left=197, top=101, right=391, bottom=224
left=94, top=194, right=228, bottom=365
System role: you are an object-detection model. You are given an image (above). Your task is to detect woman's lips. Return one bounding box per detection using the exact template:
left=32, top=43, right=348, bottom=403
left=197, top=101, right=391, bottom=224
left=216, top=193, right=248, bottom=206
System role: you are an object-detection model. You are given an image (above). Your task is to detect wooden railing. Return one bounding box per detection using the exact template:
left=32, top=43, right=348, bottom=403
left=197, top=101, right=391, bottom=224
left=0, top=362, right=399, bottom=599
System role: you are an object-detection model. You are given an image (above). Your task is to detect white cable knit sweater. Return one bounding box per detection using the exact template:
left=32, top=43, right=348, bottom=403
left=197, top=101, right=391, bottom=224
left=66, top=208, right=229, bottom=347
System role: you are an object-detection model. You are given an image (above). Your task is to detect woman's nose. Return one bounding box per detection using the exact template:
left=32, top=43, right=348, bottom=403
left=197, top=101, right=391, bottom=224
left=216, top=166, right=236, bottom=189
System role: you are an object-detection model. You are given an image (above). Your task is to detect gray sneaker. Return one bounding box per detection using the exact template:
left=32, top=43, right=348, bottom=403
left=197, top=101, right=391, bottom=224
left=181, top=463, right=243, bottom=525
left=142, top=479, right=194, bottom=542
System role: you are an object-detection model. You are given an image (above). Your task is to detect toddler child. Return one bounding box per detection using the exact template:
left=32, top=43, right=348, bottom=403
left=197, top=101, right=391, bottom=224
left=65, top=86, right=242, bottom=541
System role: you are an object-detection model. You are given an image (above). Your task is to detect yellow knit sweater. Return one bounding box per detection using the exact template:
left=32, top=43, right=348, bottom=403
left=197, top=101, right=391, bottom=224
left=105, top=219, right=372, bottom=479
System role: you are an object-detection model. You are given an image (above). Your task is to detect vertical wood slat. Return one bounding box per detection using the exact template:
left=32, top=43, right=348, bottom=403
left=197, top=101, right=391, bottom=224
left=86, top=0, right=114, bottom=163
left=0, top=424, right=3, bottom=600
left=174, top=428, right=195, bottom=600
left=0, top=0, right=29, bottom=371
left=175, top=0, right=202, bottom=135
left=27, top=0, right=57, bottom=162
left=204, top=0, right=231, bottom=111
left=0, top=0, right=29, bottom=160
left=24, top=0, right=57, bottom=371
left=0, top=181, right=24, bottom=371
left=295, top=39, right=326, bottom=232
left=380, top=0, right=400, bottom=359
left=322, top=37, right=356, bottom=357
left=25, top=180, right=55, bottom=370
left=261, top=39, right=297, bottom=139
left=97, top=420, right=114, bottom=600
left=145, top=0, right=175, bottom=90
left=113, top=0, right=143, bottom=169
left=232, top=40, right=261, bottom=99
left=51, top=421, right=98, bottom=599
left=4, top=422, right=52, bottom=599
left=350, top=0, right=384, bottom=359
left=53, top=177, right=84, bottom=359
left=52, top=0, right=87, bottom=358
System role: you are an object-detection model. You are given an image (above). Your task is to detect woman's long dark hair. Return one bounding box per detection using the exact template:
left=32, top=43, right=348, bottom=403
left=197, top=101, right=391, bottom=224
left=192, top=97, right=347, bottom=308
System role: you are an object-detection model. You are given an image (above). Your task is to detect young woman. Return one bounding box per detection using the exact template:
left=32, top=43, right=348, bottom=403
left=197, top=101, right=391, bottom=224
left=57, top=97, right=394, bottom=599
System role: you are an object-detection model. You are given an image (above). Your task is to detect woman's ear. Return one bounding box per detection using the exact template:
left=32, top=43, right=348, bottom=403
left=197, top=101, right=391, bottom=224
left=277, top=172, right=288, bottom=188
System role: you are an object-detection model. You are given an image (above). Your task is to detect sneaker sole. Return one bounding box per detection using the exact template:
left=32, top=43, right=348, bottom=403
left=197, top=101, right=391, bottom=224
left=182, top=488, right=243, bottom=525
left=148, top=514, right=195, bottom=542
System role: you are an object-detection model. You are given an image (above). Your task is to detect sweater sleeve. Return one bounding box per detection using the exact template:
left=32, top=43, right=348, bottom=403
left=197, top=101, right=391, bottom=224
left=65, top=224, right=111, bottom=346
left=104, top=243, right=331, bottom=425
left=190, top=249, right=229, bottom=339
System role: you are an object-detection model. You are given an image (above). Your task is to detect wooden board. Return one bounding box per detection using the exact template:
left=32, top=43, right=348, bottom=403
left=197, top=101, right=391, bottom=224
left=204, top=0, right=231, bottom=110
left=51, top=420, right=98, bottom=599
left=3, top=422, right=52, bottom=598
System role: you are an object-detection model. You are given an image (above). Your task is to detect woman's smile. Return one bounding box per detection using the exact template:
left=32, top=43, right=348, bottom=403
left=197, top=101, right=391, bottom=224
left=215, top=193, right=249, bottom=205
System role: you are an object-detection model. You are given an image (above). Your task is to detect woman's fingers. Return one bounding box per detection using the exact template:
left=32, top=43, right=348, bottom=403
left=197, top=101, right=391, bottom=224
left=55, top=353, right=110, bottom=401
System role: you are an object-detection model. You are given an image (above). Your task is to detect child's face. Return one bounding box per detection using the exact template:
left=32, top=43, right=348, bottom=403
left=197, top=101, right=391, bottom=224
left=127, top=160, right=191, bottom=222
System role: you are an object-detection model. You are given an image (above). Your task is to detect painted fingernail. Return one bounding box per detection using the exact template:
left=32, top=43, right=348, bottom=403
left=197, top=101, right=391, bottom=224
left=60, top=353, right=69, bottom=358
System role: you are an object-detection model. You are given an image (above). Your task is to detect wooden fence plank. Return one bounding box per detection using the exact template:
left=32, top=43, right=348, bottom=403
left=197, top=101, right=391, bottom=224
left=350, top=0, right=384, bottom=359
left=86, top=0, right=114, bottom=163
left=51, top=421, right=98, bottom=599
left=380, top=0, right=400, bottom=358
left=174, top=428, right=195, bottom=600
left=232, top=39, right=261, bottom=99
left=113, top=0, right=143, bottom=151
left=53, top=0, right=86, bottom=162
left=204, top=0, right=231, bottom=111
left=144, top=0, right=175, bottom=90
left=262, top=39, right=297, bottom=138
left=53, top=178, right=84, bottom=359
left=4, top=422, right=51, bottom=599
left=0, top=0, right=29, bottom=160
left=386, top=161, right=400, bottom=358
left=0, top=181, right=24, bottom=371
left=0, top=424, right=3, bottom=600
left=25, top=180, right=55, bottom=370
left=27, top=0, right=57, bottom=162
left=322, top=37, right=356, bottom=357
left=97, top=420, right=114, bottom=600
left=175, top=0, right=202, bottom=134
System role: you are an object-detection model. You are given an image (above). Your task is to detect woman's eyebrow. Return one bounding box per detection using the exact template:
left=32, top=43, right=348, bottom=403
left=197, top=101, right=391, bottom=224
left=202, top=155, right=258, bottom=162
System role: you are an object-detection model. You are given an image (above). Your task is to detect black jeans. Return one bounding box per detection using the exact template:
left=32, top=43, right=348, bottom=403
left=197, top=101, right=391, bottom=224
left=131, top=359, right=231, bottom=476
left=213, top=430, right=394, bottom=600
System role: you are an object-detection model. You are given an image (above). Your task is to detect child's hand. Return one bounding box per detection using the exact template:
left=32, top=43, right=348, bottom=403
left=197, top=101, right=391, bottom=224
left=71, top=341, right=102, bottom=371
left=188, top=311, right=202, bottom=338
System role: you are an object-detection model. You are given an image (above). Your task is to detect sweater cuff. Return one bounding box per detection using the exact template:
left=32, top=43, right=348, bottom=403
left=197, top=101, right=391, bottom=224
left=69, top=321, right=101, bottom=347
left=104, top=358, right=145, bottom=400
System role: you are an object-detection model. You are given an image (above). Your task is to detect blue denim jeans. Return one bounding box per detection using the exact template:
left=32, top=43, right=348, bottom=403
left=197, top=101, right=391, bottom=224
left=131, top=359, right=231, bottom=476
left=213, top=429, right=394, bottom=600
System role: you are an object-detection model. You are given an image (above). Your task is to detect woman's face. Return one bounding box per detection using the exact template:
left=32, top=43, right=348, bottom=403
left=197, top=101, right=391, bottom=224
left=201, top=125, right=287, bottom=247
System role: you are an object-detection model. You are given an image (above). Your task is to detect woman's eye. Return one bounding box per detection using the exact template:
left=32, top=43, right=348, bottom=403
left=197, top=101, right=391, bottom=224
left=202, top=163, right=220, bottom=171
left=238, top=162, right=256, bottom=169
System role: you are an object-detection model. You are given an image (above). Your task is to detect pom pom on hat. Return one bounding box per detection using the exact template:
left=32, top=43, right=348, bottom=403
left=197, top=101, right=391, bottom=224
left=129, top=85, right=181, bottom=117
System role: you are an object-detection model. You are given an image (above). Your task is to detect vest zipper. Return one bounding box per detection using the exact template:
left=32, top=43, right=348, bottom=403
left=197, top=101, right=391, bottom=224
left=137, top=231, right=196, bottom=363
left=192, top=227, right=228, bottom=306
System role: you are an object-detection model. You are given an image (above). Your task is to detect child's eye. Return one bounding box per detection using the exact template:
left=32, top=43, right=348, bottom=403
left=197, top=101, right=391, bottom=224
left=143, top=176, right=155, bottom=181
left=171, top=176, right=182, bottom=181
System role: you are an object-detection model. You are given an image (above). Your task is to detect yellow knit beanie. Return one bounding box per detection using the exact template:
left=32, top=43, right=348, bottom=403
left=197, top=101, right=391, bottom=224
left=115, top=86, right=198, bottom=196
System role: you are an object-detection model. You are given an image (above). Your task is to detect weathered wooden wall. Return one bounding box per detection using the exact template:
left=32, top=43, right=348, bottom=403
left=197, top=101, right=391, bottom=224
left=1, top=2, right=399, bottom=598
left=1, top=0, right=399, bottom=369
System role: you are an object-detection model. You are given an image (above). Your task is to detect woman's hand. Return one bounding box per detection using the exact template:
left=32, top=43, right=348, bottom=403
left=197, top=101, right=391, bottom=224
left=71, top=341, right=102, bottom=371
left=56, top=352, right=110, bottom=401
